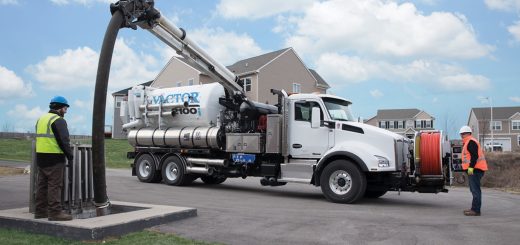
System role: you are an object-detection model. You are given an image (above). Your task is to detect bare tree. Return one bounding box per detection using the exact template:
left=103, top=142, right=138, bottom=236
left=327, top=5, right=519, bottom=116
left=2, top=121, right=14, bottom=132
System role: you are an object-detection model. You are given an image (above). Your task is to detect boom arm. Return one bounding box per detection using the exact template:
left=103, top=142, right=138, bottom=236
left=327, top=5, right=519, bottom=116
left=110, top=0, right=245, bottom=98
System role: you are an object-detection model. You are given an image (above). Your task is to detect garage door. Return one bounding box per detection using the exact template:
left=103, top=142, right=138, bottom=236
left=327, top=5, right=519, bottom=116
left=483, top=138, right=511, bottom=152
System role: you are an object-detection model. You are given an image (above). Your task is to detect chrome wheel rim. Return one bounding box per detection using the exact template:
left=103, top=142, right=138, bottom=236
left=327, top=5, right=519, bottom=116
left=138, top=160, right=152, bottom=178
left=329, top=170, right=352, bottom=195
left=165, top=162, right=179, bottom=181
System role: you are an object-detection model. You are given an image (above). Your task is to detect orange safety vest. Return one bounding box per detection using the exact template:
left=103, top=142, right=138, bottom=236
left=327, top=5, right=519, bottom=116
left=461, top=136, right=488, bottom=171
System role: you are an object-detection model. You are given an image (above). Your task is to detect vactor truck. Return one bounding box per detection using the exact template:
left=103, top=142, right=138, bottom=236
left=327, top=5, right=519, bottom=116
left=115, top=0, right=452, bottom=203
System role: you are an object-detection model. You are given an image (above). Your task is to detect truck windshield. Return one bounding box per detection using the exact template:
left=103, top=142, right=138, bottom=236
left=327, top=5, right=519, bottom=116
left=322, top=97, right=354, bottom=121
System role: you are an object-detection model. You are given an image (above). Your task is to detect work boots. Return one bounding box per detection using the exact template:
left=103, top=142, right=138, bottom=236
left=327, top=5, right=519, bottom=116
left=48, top=211, right=73, bottom=221
left=463, top=210, right=481, bottom=216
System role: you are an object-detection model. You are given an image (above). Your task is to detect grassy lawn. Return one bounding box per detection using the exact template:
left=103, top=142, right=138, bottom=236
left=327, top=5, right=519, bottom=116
left=0, top=138, right=133, bottom=169
left=0, top=228, right=217, bottom=245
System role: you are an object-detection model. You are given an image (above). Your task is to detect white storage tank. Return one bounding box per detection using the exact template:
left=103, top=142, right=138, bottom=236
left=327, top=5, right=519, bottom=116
left=136, top=82, right=225, bottom=128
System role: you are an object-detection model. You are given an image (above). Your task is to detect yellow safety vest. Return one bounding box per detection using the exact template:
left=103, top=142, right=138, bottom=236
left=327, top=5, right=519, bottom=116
left=35, top=113, right=63, bottom=154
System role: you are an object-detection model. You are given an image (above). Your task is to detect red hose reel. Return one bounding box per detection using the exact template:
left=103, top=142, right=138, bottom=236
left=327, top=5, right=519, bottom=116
left=417, top=132, right=443, bottom=176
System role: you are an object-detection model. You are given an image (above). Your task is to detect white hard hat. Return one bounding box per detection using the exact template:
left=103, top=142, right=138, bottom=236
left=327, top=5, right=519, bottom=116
left=459, top=126, right=472, bottom=134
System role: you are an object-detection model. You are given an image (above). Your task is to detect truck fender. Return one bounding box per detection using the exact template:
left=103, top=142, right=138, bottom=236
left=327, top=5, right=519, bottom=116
left=312, top=151, right=368, bottom=186
left=159, top=153, right=187, bottom=171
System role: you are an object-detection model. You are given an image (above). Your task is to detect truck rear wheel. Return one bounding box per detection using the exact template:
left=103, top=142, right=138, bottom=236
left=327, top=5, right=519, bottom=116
left=161, top=155, right=195, bottom=186
left=201, top=175, right=227, bottom=185
left=320, top=160, right=366, bottom=203
left=135, top=154, right=161, bottom=183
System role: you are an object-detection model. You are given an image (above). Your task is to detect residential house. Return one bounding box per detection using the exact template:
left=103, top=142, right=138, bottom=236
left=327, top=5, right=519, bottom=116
left=111, top=48, right=330, bottom=139
left=365, top=109, right=435, bottom=138
left=467, top=106, right=520, bottom=152
left=227, top=47, right=330, bottom=104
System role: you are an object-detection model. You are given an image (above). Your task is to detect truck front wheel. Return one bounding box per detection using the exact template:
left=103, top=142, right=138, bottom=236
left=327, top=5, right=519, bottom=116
left=161, top=156, right=195, bottom=186
left=320, top=160, right=366, bottom=203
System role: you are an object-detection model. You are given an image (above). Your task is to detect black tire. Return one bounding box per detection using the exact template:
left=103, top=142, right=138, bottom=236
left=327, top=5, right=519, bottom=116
left=135, top=154, right=161, bottom=183
left=320, top=160, right=367, bottom=203
left=201, top=175, right=227, bottom=185
left=364, top=190, right=387, bottom=198
left=161, top=155, right=195, bottom=186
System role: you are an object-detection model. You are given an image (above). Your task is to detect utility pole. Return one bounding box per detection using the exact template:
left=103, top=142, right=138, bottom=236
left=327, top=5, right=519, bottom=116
left=490, top=97, right=494, bottom=152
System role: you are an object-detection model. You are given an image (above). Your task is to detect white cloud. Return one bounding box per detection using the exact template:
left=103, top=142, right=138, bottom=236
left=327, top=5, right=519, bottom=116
left=370, top=89, right=384, bottom=98
left=315, top=53, right=491, bottom=91
left=0, top=66, right=33, bottom=100
left=510, top=96, right=520, bottom=103
left=7, top=104, right=46, bottom=122
left=188, top=28, right=264, bottom=65
left=216, top=0, right=314, bottom=19
left=437, top=74, right=490, bottom=92
left=50, top=0, right=112, bottom=6
left=27, top=46, right=98, bottom=90
left=508, top=21, right=520, bottom=41
left=484, top=0, right=520, bottom=11
left=0, top=0, right=18, bottom=5
left=284, top=0, right=493, bottom=59
left=27, top=38, right=158, bottom=91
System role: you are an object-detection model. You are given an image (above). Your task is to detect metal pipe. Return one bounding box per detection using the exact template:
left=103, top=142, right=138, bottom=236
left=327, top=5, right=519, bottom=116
left=187, top=158, right=228, bottom=167
left=139, top=102, right=188, bottom=110
left=186, top=166, right=213, bottom=175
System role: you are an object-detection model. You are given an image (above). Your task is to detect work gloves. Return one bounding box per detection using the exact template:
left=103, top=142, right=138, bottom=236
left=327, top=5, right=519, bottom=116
left=467, top=167, right=474, bottom=175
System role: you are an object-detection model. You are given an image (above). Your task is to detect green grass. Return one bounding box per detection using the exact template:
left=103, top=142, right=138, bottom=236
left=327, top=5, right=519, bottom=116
left=0, top=228, right=218, bottom=245
left=0, top=138, right=133, bottom=169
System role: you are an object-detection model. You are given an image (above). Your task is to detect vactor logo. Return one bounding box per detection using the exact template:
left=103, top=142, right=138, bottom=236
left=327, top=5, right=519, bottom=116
left=149, top=92, right=202, bottom=116
left=149, top=92, right=200, bottom=104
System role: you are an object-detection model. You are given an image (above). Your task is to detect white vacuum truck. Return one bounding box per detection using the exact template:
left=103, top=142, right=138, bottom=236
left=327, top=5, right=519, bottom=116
left=116, top=0, right=452, bottom=203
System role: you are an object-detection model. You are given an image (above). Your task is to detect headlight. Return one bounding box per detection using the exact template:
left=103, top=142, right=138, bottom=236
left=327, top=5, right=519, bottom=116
left=375, top=155, right=390, bottom=168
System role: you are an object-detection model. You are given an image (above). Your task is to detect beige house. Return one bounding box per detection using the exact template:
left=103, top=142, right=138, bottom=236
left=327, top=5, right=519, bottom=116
left=227, top=47, right=330, bottom=104
left=111, top=48, right=330, bottom=139
left=467, top=106, right=520, bottom=152
left=365, top=109, right=435, bottom=138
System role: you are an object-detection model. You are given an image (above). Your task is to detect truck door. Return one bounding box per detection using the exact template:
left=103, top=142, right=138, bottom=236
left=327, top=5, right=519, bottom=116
left=289, top=100, right=331, bottom=158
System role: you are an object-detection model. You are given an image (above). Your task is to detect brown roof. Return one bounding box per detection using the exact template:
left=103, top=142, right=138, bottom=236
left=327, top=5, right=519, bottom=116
left=309, top=69, right=330, bottom=88
left=226, top=48, right=291, bottom=75
left=375, top=109, right=421, bottom=120
left=472, top=106, right=520, bottom=120
left=112, top=81, right=153, bottom=96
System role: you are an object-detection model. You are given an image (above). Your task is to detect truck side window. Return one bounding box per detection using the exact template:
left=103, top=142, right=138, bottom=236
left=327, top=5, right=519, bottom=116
left=294, top=101, right=323, bottom=122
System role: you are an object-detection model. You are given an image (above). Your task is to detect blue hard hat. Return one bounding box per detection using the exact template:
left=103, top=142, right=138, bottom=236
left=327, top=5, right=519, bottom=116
left=50, top=96, right=70, bottom=107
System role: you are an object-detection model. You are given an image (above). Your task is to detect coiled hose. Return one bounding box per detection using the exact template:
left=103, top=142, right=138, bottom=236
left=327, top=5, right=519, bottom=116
left=419, top=132, right=442, bottom=175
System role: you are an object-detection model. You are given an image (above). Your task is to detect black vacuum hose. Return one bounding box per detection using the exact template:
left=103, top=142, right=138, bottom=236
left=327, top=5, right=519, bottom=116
left=92, top=10, right=124, bottom=214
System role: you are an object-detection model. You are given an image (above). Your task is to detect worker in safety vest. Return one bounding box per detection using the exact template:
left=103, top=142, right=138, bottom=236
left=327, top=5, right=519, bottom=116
left=459, top=125, right=488, bottom=216
left=34, top=96, right=74, bottom=221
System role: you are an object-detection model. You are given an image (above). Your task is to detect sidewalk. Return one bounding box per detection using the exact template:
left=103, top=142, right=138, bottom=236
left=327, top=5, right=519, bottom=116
left=0, top=160, right=30, bottom=168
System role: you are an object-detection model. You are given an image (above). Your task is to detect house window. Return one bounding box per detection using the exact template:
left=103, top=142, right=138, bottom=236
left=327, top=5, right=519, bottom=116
left=512, top=120, right=520, bottom=130
left=425, top=120, right=432, bottom=129
left=292, top=83, right=301, bottom=93
left=398, top=121, right=404, bottom=129
left=380, top=121, right=386, bottom=129
left=177, top=81, right=182, bottom=87
left=389, top=120, right=394, bottom=129
left=415, top=120, right=432, bottom=129
left=115, top=96, right=123, bottom=108
left=188, top=78, right=194, bottom=86
left=518, top=135, right=520, bottom=146
left=239, top=77, right=252, bottom=92
left=490, top=121, right=502, bottom=131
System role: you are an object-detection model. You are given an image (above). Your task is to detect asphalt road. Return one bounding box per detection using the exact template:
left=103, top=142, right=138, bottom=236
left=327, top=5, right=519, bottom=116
left=1, top=165, right=519, bottom=245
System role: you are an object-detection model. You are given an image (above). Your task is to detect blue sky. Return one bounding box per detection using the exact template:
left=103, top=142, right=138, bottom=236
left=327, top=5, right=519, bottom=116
left=0, top=0, right=519, bottom=138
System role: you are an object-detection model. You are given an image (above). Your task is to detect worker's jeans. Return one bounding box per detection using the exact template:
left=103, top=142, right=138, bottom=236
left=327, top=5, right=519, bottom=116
left=468, top=170, right=484, bottom=213
left=35, top=163, right=65, bottom=216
